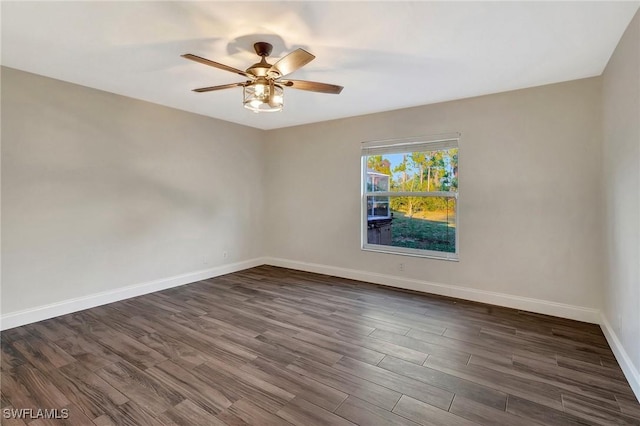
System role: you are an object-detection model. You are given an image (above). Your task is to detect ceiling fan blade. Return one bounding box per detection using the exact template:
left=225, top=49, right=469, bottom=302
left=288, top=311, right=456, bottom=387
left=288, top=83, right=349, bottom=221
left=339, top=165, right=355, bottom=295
left=268, top=49, right=315, bottom=77
left=281, top=80, right=343, bottom=94
left=182, top=54, right=253, bottom=79
left=192, top=82, right=247, bottom=93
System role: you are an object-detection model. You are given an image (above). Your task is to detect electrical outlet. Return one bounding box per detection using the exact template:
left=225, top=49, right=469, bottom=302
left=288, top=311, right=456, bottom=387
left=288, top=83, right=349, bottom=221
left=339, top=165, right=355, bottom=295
left=398, top=263, right=405, bottom=272
left=223, top=251, right=228, bottom=259
left=202, top=255, right=210, bottom=265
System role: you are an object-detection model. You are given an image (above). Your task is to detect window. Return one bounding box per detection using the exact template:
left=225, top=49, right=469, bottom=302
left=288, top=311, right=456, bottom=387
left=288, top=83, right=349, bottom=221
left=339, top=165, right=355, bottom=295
left=361, top=134, right=459, bottom=260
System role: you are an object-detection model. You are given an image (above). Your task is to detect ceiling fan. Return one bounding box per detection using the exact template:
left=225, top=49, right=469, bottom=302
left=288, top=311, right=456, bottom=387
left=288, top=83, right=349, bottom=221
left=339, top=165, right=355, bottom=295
left=182, top=42, right=343, bottom=113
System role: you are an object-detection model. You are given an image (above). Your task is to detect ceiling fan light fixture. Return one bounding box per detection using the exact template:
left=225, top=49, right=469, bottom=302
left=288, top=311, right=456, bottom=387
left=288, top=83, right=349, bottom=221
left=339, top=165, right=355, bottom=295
left=243, top=81, right=283, bottom=113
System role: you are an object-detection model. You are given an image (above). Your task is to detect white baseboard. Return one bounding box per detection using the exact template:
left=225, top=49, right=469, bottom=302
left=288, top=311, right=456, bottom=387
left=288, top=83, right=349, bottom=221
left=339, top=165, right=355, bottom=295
left=600, top=314, right=640, bottom=401
left=2, top=256, right=600, bottom=327
left=0, top=257, right=267, bottom=331
left=263, top=257, right=601, bottom=324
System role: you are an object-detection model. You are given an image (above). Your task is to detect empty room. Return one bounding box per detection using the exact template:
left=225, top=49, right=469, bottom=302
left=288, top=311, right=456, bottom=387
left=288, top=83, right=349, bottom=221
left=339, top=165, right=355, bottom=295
left=1, top=1, right=639, bottom=425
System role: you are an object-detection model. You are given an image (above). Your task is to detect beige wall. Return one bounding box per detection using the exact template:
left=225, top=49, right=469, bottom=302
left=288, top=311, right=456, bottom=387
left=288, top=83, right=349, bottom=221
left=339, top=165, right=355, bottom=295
left=602, top=9, right=640, bottom=388
left=1, top=67, right=265, bottom=315
left=265, top=77, right=603, bottom=312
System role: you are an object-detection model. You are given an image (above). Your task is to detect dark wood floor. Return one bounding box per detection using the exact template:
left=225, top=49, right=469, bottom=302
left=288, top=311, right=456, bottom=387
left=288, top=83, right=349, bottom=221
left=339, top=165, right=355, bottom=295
left=2, top=266, right=639, bottom=425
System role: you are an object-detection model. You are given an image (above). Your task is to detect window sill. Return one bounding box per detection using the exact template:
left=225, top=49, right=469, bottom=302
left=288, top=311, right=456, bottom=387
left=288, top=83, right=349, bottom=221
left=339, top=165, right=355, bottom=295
left=362, top=246, right=459, bottom=262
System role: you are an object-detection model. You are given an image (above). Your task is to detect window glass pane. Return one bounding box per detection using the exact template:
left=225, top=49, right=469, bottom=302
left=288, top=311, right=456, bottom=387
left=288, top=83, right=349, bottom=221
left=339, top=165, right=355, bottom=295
left=366, top=196, right=456, bottom=253
left=365, top=155, right=391, bottom=192
left=367, top=195, right=390, bottom=219
left=366, top=148, right=458, bottom=193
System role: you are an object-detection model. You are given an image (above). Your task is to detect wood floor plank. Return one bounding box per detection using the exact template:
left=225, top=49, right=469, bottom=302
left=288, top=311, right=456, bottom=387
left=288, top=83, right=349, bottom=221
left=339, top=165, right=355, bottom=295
left=506, top=394, right=593, bottom=426
left=407, top=327, right=524, bottom=363
left=482, top=327, right=606, bottom=366
left=159, top=399, right=228, bottom=426
left=1, top=340, right=28, bottom=370
left=139, top=314, right=259, bottom=367
left=550, top=325, right=609, bottom=349
left=378, top=355, right=507, bottom=410
left=199, top=315, right=262, bottom=339
left=559, top=390, right=622, bottom=413
left=93, top=401, right=163, bottom=426
left=97, top=331, right=167, bottom=370
left=151, top=293, right=209, bottom=317
left=562, top=394, right=640, bottom=425
left=425, top=354, right=565, bottom=410
left=556, top=354, right=629, bottom=383
left=276, top=397, right=356, bottom=426
left=55, top=334, right=123, bottom=372
left=95, top=361, right=184, bottom=414
left=196, top=305, right=271, bottom=336
left=509, top=353, right=632, bottom=399
left=11, top=364, right=70, bottom=409
left=281, top=313, right=357, bottom=338
left=255, top=297, right=335, bottom=319
left=329, top=311, right=412, bottom=335
left=392, top=395, right=476, bottom=426
left=228, top=398, right=296, bottom=426
left=441, top=325, right=559, bottom=365
left=202, top=355, right=296, bottom=404
left=58, top=312, right=118, bottom=341
left=291, top=330, right=385, bottom=365
left=209, top=303, right=304, bottom=337
left=287, top=357, right=402, bottom=411
left=617, top=395, right=640, bottom=419
left=137, top=332, right=211, bottom=370
left=334, top=395, right=420, bottom=426
left=165, top=311, right=232, bottom=337
left=449, top=395, right=540, bottom=426
left=45, top=361, right=129, bottom=420
left=362, top=311, right=451, bottom=337
left=12, top=337, right=75, bottom=372
left=334, top=329, right=428, bottom=365
left=83, top=307, right=155, bottom=340
left=1, top=373, right=40, bottom=413
left=240, top=357, right=348, bottom=412
left=257, top=330, right=343, bottom=366
left=193, top=360, right=293, bottom=414
left=1, top=385, right=11, bottom=409
left=130, top=296, right=183, bottom=316
left=24, top=319, right=77, bottom=342
left=370, top=329, right=472, bottom=366
left=219, top=330, right=301, bottom=367
left=294, top=312, right=378, bottom=337
left=333, top=356, right=454, bottom=411
left=214, top=408, right=252, bottom=426
left=145, top=360, right=233, bottom=415
left=515, top=328, right=614, bottom=357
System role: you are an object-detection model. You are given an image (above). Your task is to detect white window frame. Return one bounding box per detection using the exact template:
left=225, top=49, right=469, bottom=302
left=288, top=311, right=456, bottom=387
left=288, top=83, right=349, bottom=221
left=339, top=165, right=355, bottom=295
left=361, top=133, right=460, bottom=261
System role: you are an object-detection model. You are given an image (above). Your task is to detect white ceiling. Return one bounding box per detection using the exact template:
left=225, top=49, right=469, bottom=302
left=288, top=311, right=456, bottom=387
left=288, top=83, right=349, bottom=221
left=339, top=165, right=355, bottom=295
left=2, top=2, right=639, bottom=130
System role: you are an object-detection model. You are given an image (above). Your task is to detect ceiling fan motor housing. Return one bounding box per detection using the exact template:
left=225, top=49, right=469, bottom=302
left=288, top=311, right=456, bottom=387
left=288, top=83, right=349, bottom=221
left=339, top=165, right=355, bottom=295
left=246, top=59, right=273, bottom=78
left=246, top=43, right=279, bottom=78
